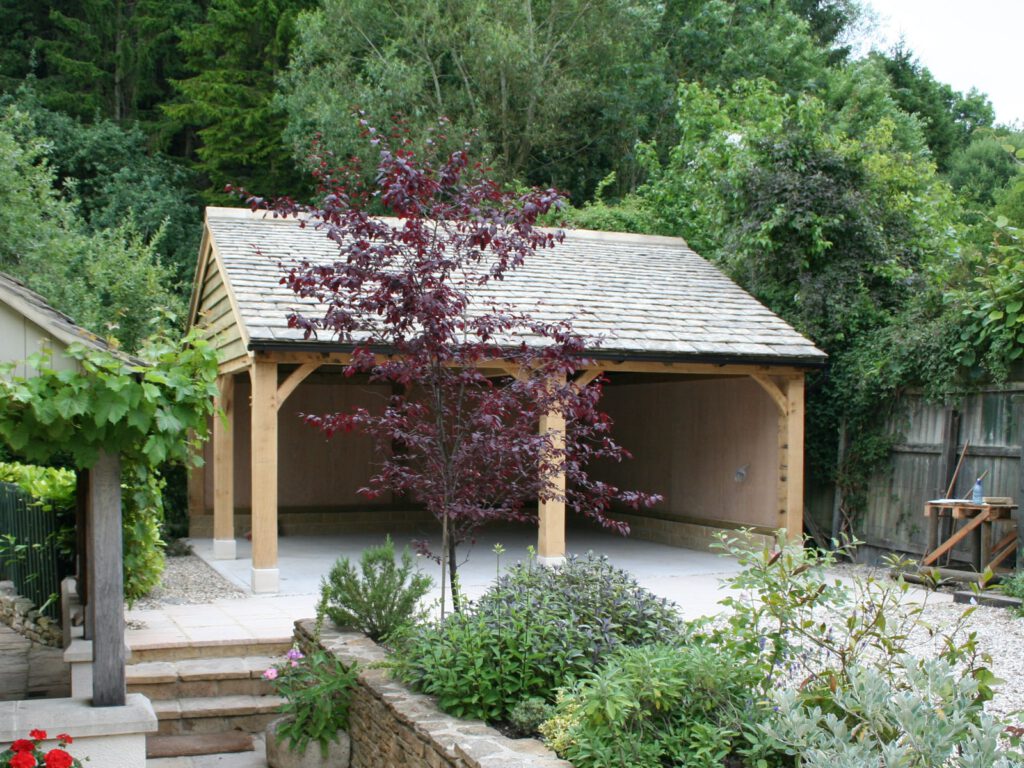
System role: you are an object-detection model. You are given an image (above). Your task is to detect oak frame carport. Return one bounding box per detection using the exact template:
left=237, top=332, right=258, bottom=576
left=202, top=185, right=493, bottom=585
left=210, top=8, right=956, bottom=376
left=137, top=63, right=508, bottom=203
left=188, top=207, right=826, bottom=593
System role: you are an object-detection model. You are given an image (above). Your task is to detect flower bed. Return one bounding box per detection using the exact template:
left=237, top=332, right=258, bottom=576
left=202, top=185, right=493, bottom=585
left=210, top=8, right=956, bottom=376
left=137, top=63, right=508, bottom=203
left=294, top=620, right=571, bottom=768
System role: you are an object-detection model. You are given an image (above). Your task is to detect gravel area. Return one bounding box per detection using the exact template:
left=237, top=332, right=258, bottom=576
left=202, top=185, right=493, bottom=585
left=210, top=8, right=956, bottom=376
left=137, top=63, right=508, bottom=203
left=913, top=599, right=1024, bottom=722
left=128, top=553, right=245, bottom=610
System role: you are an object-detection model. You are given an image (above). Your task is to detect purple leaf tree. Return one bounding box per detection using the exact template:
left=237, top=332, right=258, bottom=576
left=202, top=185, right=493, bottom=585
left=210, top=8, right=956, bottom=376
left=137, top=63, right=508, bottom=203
left=241, top=119, right=659, bottom=613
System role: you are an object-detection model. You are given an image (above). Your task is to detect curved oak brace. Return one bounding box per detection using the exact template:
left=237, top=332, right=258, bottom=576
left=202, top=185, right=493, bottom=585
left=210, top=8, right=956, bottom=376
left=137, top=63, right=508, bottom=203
left=573, top=368, right=602, bottom=389
left=751, top=373, right=787, bottom=415
left=276, top=362, right=321, bottom=411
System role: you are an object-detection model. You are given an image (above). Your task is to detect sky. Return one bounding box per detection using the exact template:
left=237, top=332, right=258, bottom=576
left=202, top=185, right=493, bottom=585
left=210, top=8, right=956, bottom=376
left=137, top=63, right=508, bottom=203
left=861, top=0, right=1023, bottom=126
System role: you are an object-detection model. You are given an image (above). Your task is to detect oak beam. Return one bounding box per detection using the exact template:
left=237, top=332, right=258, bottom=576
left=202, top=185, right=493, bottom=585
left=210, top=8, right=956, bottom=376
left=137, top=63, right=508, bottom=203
left=213, top=375, right=236, bottom=560
left=251, top=348, right=810, bottom=378
left=250, top=361, right=279, bottom=592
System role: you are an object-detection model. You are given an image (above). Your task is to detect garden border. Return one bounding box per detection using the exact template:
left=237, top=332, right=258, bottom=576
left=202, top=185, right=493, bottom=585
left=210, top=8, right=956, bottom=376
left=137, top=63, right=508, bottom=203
left=294, top=619, right=572, bottom=768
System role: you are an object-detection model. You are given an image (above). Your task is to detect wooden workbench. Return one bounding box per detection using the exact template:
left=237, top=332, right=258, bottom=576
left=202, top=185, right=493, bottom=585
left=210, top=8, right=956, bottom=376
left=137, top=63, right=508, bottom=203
left=922, top=500, right=1018, bottom=572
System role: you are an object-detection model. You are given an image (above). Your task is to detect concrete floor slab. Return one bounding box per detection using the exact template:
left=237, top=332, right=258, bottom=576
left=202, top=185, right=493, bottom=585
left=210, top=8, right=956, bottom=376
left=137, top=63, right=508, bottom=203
left=188, top=526, right=745, bottom=621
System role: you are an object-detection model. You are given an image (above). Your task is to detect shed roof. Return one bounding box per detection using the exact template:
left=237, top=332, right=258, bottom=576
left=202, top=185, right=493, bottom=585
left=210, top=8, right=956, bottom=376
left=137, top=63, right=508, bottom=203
left=192, top=207, right=826, bottom=367
left=0, top=272, right=117, bottom=355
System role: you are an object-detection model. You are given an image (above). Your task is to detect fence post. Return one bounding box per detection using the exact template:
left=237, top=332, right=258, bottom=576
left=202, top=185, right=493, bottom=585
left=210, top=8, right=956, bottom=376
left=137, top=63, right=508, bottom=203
left=1014, top=396, right=1024, bottom=570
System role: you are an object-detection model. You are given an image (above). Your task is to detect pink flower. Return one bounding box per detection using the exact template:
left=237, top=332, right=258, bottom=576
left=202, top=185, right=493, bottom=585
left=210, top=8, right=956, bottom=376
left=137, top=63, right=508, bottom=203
left=262, top=668, right=278, bottom=680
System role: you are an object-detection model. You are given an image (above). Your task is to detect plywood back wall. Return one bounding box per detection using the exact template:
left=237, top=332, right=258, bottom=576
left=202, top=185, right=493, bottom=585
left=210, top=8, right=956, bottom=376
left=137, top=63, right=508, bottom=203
left=203, top=376, right=395, bottom=509
left=597, top=377, right=779, bottom=528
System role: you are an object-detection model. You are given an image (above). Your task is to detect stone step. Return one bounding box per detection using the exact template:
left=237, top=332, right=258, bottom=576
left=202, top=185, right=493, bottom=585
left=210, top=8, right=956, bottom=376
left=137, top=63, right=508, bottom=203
left=152, top=694, right=285, bottom=736
left=128, top=656, right=277, bottom=700
left=128, top=637, right=292, bottom=663
left=146, top=731, right=255, bottom=758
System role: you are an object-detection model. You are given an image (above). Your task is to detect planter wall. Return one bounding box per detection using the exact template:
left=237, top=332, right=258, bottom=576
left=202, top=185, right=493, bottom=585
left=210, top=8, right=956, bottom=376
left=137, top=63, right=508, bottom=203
left=294, top=620, right=572, bottom=768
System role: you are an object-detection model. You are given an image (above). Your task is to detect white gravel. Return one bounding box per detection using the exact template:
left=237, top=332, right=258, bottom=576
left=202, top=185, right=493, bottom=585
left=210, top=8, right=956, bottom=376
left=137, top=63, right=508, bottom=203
left=129, top=553, right=245, bottom=610
left=912, top=599, right=1024, bottom=722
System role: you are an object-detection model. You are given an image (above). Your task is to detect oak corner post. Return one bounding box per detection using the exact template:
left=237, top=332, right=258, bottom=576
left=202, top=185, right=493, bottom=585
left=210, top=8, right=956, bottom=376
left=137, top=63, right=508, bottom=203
left=785, top=375, right=806, bottom=544
left=213, top=373, right=236, bottom=560
left=250, top=360, right=279, bottom=593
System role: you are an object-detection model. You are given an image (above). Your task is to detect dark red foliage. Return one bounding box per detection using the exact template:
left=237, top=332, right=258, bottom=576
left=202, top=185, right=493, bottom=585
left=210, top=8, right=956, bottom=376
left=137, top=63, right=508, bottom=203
left=239, top=117, right=659, bottom=609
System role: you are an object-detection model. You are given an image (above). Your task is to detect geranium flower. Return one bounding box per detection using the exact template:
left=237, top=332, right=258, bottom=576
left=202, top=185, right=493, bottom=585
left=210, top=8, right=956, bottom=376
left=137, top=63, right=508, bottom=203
left=44, top=749, right=73, bottom=768
left=28, top=731, right=46, bottom=742
left=262, top=668, right=278, bottom=681
left=54, top=736, right=72, bottom=746
left=10, top=751, right=37, bottom=768
left=10, top=740, right=36, bottom=753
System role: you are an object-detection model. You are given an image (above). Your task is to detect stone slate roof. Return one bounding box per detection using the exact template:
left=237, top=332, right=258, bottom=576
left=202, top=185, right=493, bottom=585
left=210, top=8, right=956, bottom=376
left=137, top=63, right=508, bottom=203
left=0, top=271, right=119, bottom=355
left=201, top=207, right=826, bottom=366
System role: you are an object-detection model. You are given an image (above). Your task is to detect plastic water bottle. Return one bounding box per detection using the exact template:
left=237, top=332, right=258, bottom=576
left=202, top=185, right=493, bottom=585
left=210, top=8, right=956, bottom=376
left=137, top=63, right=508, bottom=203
left=972, top=478, right=983, bottom=504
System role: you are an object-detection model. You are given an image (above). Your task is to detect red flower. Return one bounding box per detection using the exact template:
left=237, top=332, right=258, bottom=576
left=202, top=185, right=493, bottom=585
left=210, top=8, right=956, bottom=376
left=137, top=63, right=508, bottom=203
left=44, top=750, right=73, bottom=768
left=10, top=741, right=36, bottom=753
left=10, top=751, right=37, bottom=768
left=28, top=731, right=46, bottom=741
left=54, top=736, right=72, bottom=746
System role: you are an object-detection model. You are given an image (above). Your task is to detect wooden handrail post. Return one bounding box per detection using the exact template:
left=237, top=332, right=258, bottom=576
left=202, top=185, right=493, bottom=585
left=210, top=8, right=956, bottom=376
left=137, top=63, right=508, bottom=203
left=89, top=449, right=125, bottom=707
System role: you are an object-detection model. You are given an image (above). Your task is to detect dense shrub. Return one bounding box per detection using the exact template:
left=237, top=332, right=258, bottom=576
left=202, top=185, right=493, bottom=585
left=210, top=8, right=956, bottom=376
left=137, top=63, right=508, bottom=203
left=761, top=659, right=1022, bottom=768
left=321, top=537, right=432, bottom=642
left=392, top=552, right=682, bottom=722
left=540, top=642, right=766, bottom=768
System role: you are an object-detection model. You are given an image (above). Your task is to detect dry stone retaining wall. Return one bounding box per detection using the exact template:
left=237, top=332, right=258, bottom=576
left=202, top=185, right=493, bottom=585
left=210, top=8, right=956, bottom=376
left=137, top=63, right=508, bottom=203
left=295, top=620, right=572, bottom=768
left=0, top=580, right=61, bottom=647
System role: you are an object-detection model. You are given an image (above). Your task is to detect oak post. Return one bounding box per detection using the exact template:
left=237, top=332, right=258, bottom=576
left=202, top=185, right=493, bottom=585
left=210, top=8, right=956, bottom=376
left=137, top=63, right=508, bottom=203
left=213, top=374, right=236, bottom=560
left=537, top=375, right=567, bottom=566
left=250, top=361, right=279, bottom=592
left=89, top=449, right=125, bottom=707
left=785, top=376, right=806, bottom=543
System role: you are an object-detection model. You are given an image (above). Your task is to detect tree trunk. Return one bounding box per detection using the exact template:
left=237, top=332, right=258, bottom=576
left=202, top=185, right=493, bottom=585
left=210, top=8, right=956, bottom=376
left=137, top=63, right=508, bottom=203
left=448, top=533, right=460, bottom=614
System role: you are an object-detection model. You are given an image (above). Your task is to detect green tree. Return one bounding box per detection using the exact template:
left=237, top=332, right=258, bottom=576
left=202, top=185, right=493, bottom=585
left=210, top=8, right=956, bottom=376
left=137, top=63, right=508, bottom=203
left=875, top=45, right=994, bottom=171
left=5, top=86, right=201, bottom=285
left=166, top=0, right=311, bottom=199
left=0, top=106, right=181, bottom=351
left=30, top=1, right=201, bottom=137
left=280, top=0, right=674, bottom=202
left=658, top=0, right=832, bottom=97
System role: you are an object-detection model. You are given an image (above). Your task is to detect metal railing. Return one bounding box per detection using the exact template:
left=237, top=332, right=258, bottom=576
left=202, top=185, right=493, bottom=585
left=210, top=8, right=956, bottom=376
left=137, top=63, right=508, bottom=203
left=0, top=482, right=71, bottom=619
